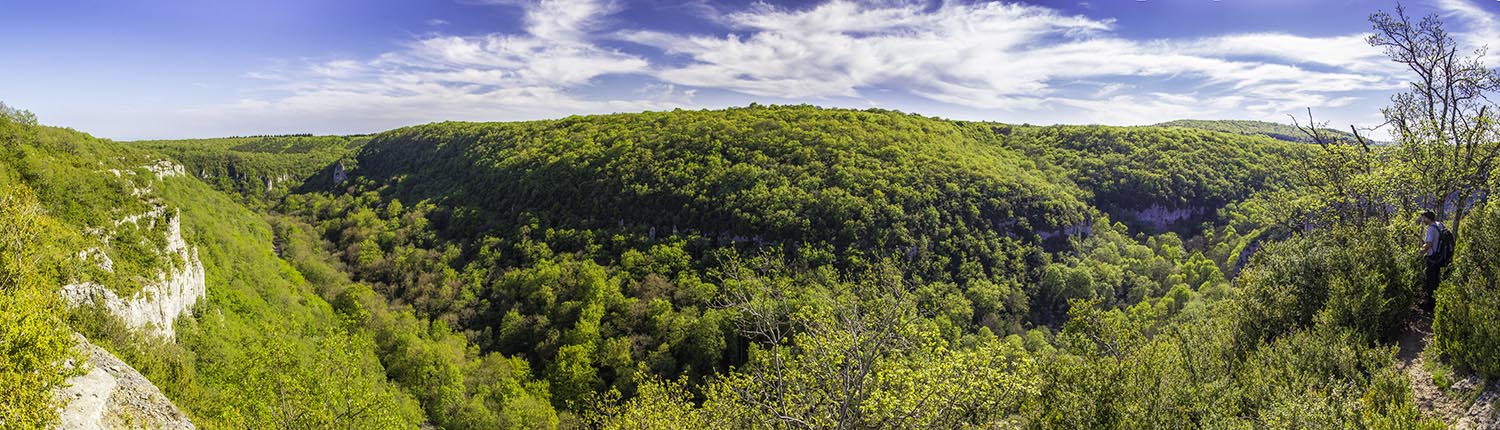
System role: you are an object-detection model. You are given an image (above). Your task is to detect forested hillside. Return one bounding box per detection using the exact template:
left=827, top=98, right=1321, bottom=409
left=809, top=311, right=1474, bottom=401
left=0, top=107, right=551, bottom=429
left=12, top=34, right=1500, bottom=427
left=104, top=103, right=1500, bottom=429
left=7, top=2, right=1500, bottom=429
left=132, top=135, right=368, bottom=209
left=6, top=89, right=1497, bottom=428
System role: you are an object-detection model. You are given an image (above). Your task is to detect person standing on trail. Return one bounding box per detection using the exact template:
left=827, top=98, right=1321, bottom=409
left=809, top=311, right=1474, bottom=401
left=1418, top=210, right=1452, bottom=313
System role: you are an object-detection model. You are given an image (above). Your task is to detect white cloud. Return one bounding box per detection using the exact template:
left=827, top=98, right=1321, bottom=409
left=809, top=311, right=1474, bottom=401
left=310, top=60, right=364, bottom=78
left=523, top=0, right=617, bottom=41
left=1434, top=0, right=1500, bottom=53
left=1094, top=82, right=1128, bottom=97
left=622, top=1, right=1115, bottom=101
left=213, top=0, right=1483, bottom=135
left=1175, top=33, right=1395, bottom=73
left=622, top=0, right=1405, bottom=124
left=242, top=71, right=286, bottom=81
left=205, top=0, right=668, bottom=133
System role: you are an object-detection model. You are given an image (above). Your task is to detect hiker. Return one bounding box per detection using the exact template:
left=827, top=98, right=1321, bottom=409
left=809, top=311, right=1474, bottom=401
left=1418, top=210, right=1453, bottom=312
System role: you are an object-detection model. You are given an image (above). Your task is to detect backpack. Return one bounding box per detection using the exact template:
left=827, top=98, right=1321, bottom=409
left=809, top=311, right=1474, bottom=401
left=1435, top=224, right=1456, bottom=267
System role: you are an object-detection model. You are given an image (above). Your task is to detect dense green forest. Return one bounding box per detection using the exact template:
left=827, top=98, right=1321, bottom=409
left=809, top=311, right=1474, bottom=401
left=0, top=105, right=569, bottom=429
left=4, top=8, right=1499, bottom=429
left=85, top=103, right=1483, bottom=429
left=2, top=104, right=1494, bottom=429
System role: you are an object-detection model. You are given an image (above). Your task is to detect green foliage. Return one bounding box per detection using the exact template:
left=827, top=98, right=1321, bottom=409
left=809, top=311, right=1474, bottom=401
left=1234, top=225, right=1417, bottom=346
left=595, top=241, right=1439, bottom=430
left=586, top=257, right=1040, bottom=430
left=134, top=134, right=366, bottom=209
left=1367, top=6, right=1500, bottom=231
left=5, top=101, right=1476, bottom=430
left=1035, top=218, right=1222, bottom=324
left=0, top=102, right=38, bottom=144
left=0, top=125, right=184, bottom=298
left=351, top=107, right=1093, bottom=288
left=578, top=375, right=705, bottom=430
left=261, top=106, right=1310, bottom=422
left=0, top=184, right=83, bottom=429
left=279, top=217, right=558, bottom=430
left=210, top=325, right=422, bottom=430
left=1435, top=202, right=1500, bottom=375
left=997, top=124, right=1308, bottom=228
left=1232, top=327, right=1438, bottom=430
left=0, top=114, right=433, bottom=429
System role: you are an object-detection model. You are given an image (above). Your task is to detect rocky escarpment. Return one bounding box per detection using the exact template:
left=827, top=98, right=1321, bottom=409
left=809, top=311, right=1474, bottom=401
left=57, top=335, right=195, bottom=430
left=54, top=160, right=201, bottom=429
left=61, top=208, right=206, bottom=340
left=62, top=161, right=206, bottom=340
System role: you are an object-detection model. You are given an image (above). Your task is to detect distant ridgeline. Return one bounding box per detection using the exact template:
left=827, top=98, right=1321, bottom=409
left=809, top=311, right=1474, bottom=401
left=155, top=108, right=1313, bottom=243
left=1157, top=119, right=1371, bottom=145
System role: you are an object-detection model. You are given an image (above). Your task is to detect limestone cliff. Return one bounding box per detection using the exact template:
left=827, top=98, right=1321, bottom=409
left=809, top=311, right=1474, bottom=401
left=61, top=209, right=206, bottom=340
left=61, top=161, right=207, bottom=340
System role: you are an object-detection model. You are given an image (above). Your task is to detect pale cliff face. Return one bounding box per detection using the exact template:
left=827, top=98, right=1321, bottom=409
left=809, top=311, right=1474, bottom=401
left=54, top=161, right=205, bottom=428
left=61, top=210, right=206, bottom=340
left=61, top=161, right=206, bottom=341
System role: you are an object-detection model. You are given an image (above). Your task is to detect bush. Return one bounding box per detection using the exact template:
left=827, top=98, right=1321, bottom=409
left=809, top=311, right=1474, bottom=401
left=1434, top=203, right=1500, bottom=375
left=0, top=184, right=82, bottom=428
left=1234, top=225, right=1417, bottom=347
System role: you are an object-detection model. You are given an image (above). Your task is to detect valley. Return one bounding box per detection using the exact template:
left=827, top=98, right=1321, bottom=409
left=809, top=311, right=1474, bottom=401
left=4, top=105, right=1497, bottom=429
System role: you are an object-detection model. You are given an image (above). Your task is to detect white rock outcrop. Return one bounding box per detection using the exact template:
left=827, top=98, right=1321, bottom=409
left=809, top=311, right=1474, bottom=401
left=62, top=210, right=206, bottom=340
left=145, top=160, right=185, bottom=178
left=56, top=334, right=195, bottom=430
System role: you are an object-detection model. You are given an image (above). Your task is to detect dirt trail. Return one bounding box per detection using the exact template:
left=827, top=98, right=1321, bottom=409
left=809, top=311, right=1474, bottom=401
left=1397, top=312, right=1499, bottom=429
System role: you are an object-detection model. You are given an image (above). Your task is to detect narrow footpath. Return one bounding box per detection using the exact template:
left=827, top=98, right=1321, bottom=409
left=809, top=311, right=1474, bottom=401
left=1397, top=312, right=1499, bottom=429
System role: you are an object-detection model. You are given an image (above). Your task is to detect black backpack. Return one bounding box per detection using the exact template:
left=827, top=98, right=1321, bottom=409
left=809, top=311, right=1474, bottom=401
left=1435, top=224, right=1456, bottom=267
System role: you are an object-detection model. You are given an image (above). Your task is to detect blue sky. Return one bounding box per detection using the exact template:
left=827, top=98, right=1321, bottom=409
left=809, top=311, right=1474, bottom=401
left=2, top=0, right=1498, bottom=140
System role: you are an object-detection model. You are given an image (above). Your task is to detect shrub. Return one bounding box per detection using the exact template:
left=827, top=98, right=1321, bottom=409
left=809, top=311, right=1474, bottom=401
left=1434, top=203, right=1500, bottom=375
left=0, top=184, right=82, bottom=428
